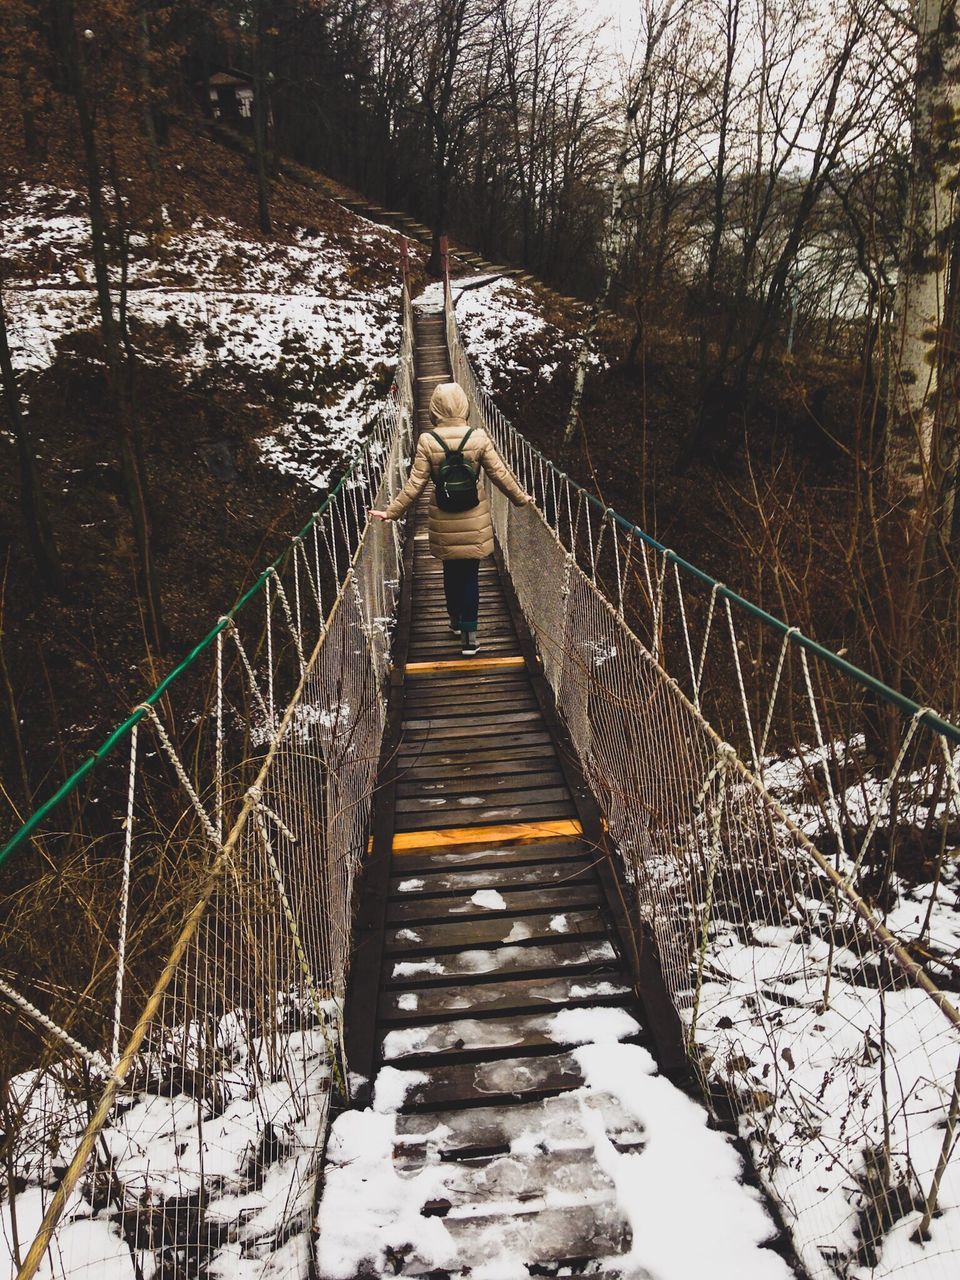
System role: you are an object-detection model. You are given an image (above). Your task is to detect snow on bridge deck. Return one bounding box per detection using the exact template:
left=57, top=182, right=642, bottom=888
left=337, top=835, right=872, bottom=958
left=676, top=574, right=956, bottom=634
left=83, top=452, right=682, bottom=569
left=313, top=312, right=798, bottom=1279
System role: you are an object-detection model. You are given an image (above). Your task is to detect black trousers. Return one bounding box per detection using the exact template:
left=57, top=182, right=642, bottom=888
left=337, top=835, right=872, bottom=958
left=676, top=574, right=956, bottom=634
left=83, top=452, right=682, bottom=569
left=442, top=559, right=480, bottom=630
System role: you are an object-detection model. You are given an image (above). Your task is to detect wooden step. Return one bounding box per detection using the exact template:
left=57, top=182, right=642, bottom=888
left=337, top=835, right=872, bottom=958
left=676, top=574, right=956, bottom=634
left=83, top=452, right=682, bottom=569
left=385, top=938, right=619, bottom=987
left=392, top=1049, right=585, bottom=1109
left=379, top=971, right=629, bottom=1023
left=385, top=882, right=600, bottom=926
left=393, top=1090, right=645, bottom=1160
left=384, top=907, right=605, bottom=955
left=379, top=1005, right=640, bottom=1063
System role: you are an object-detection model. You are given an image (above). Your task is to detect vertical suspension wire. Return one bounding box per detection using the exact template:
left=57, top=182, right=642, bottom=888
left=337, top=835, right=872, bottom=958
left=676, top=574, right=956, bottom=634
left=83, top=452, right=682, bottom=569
left=695, top=581, right=722, bottom=708
left=111, top=722, right=138, bottom=1065
left=293, top=536, right=303, bottom=641
left=584, top=493, right=596, bottom=583
left=724, top=598, right=760, bottom=775
left=674, top=563, right=698, bottom=698
left=216, top=628, right=224, bottom=840
left=759, top=627, right=798, bottom=761
left=265, top=574, right=275, bottom=727
left=651, top=548, right=669, bottom=665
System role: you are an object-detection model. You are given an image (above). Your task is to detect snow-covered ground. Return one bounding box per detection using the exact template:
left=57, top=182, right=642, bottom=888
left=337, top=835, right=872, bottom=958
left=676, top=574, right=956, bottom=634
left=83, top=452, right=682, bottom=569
left=2, top=1018, right=332, bottom=1280
left=2, top=183, right=402, bottom=489
left=417, top=273, right=592, bottom=385
left=318, top=1015, right=795, bottom=1280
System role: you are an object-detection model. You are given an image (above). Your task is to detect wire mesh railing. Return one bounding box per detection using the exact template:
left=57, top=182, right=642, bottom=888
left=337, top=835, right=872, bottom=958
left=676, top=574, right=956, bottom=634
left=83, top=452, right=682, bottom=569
left=0, top=286, right=414, bottom=1280
left=445, top=283, right=960, bottom=1279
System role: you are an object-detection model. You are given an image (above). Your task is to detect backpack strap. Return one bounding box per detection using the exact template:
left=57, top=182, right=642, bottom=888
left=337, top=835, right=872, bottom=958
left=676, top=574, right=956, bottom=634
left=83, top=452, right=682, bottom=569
left=457, top=427, right=474, bottom=451
left=428, top=429, right=451, bottom=454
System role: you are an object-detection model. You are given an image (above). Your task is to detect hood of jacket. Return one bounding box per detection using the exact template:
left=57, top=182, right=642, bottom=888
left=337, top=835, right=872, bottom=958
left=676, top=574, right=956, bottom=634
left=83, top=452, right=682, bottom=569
left=429, top=382, right=470, bottom=424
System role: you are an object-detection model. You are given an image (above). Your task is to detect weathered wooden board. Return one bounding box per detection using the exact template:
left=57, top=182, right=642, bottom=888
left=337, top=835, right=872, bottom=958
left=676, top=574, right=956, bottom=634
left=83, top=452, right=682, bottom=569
left=379, top=1006, right=640, bottom=1062
left=395, top=1049, right=586, bottom=1109
left=378, top=972, right=629, bottom=1023
left=401, top=1204, right=630, bottom=1275
left=394, top=838, right=594, bottom=873
left=392, top=1091, right=645, bottom=1161
left=395, top=739, right=558, bottom=767
left=400, top=709, right=543, bottom=732
left=384, top=907, right=606, bottom=954
left=385, top=882, right=601, bottom=925
left=385, top=938, right=619, bottom=986
left=397, top=760, right=563, bottom=789
left=391, top=817, right=583, bottom=853
left=393, top=795, right=578, bottom=831
left=395, top=768, right=565, bottom=798
left=391, top=849, right=593, bottom=890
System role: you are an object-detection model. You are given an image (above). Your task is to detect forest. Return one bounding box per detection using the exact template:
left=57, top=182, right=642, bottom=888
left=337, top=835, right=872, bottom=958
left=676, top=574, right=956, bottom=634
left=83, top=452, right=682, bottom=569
left=0, top=0, right=957, bottom=843
left=2, top=5, right=960, bottom=1278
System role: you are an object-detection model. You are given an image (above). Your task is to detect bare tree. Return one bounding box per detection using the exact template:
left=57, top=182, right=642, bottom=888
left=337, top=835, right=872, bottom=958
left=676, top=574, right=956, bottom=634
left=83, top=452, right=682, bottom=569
left=410, top=0, right=504, bottom=275
left=884, top=0, right=960, bottom=542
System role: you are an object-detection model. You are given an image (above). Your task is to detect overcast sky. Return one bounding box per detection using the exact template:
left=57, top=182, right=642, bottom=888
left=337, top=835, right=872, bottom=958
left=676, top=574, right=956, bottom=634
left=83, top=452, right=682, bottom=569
left=575, top=0, right=643, bottom=66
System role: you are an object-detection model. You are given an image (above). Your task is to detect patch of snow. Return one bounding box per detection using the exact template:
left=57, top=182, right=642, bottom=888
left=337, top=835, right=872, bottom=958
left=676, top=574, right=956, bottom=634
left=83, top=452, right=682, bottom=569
left=548, top=1006, right=641, bottom=1046
left=470, top=889, right=507, bottom=910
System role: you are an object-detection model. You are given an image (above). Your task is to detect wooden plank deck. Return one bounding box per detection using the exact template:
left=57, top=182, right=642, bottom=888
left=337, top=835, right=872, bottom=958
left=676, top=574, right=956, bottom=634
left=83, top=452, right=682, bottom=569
left=328, top=310, right=663, bottom=1277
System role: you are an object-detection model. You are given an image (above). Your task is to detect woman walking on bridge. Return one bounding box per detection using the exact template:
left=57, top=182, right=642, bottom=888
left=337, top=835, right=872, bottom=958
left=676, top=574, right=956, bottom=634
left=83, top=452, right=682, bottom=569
left=369, top=382, right=531, bottom=656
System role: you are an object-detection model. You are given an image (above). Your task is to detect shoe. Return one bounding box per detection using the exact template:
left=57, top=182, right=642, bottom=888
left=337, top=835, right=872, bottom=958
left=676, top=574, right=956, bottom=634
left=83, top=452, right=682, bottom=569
left=449, top=619, right=460, bottom=636
left=461, top=629, right=480, bottom=657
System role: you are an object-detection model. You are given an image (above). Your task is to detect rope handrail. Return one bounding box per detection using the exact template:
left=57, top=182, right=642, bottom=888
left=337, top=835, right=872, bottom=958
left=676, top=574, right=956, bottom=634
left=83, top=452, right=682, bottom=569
left=442, top=274, right=960, bottom=747
left=0, top=295, right=414, bottom=870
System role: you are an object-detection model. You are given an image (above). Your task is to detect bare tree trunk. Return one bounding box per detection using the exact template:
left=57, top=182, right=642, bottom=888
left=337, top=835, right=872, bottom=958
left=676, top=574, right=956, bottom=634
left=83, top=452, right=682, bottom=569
left=561, top=0, right=683, bottom=456
left=253, top=0, right=273, bottom=235
left=0, top=286, right=63, bottom=594
left=59, top=4, right=165, bottom=652
left=884, top=0, right=960, bottom=532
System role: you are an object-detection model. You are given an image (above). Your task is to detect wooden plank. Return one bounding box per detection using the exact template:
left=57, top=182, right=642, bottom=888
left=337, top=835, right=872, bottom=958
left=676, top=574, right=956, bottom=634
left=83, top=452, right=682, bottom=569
left=395, top=1049, right=585, bottom=1110
left=395, top=1147, right=618, bottom=1208
left=380, top=1005, right=640, bottom=1063
left=395, top=839, right=594, bottom=874
left=391, top=817, right=583, bottom=853
left=384, top=907, right=606, bottom=954
left=401, top=697, right=536, bottom=718
left=407, top=642, right=521, bottom=660
left=386, top=938, right=619, bottom=986
left=396, top=771, right=567, bottom=800
left=404, top=656, right=526, bottom=674
left=400, top=709, right=543, bottom=732
left=379, top=972, right=629, bottom=1023
left=396, top=759, right=562, bottom=787
left=401, top=727, right=552, bottom=747
left=396, top=733, right=555, bottom=763
left=401, top=699, right=535, bottom=718
left=392, top=1091, right=644, bottom=1160
left=390, top=858, right=593, bottom=895
left=394, top=798, right=578, bottom=832
left=385, top=882, right=601, bottom=925
left=395, top=784, right=570, bottom=813
left=402, top=1204, right=630, bottom=1275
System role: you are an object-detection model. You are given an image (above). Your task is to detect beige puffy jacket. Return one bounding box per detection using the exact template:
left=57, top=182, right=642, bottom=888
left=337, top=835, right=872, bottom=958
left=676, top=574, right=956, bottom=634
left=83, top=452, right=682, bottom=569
left=384, top=383, right=530, bottom=560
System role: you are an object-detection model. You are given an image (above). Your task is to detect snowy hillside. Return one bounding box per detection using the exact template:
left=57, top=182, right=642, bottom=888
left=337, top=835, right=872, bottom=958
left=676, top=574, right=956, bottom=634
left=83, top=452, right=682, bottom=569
left=2, top=182, right=403, bottom=490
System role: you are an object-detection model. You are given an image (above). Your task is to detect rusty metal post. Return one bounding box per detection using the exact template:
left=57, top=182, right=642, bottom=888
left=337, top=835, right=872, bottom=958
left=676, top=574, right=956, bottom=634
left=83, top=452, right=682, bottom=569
left=399, top=236, right=410, bottom=293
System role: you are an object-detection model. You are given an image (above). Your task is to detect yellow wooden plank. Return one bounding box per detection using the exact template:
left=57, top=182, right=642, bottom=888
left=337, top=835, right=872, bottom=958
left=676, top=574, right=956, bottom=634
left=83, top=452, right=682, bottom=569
left=389, top=818, right=583, bottom=855
left=403, top=656, right=526, bottom=675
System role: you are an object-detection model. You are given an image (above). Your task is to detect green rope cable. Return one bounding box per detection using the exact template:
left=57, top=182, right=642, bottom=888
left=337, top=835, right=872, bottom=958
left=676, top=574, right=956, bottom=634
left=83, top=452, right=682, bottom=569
left=0, top=433, right=383, bottom=870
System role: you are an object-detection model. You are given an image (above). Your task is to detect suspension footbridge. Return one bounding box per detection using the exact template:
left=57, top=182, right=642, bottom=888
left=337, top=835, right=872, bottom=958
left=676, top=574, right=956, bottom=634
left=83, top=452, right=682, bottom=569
left=2, top=257, right=960, bottom=1280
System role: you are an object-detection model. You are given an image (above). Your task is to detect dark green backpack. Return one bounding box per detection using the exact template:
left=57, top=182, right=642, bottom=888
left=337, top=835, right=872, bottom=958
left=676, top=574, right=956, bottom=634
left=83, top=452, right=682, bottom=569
left=430, top=428, right=481, bottom=512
